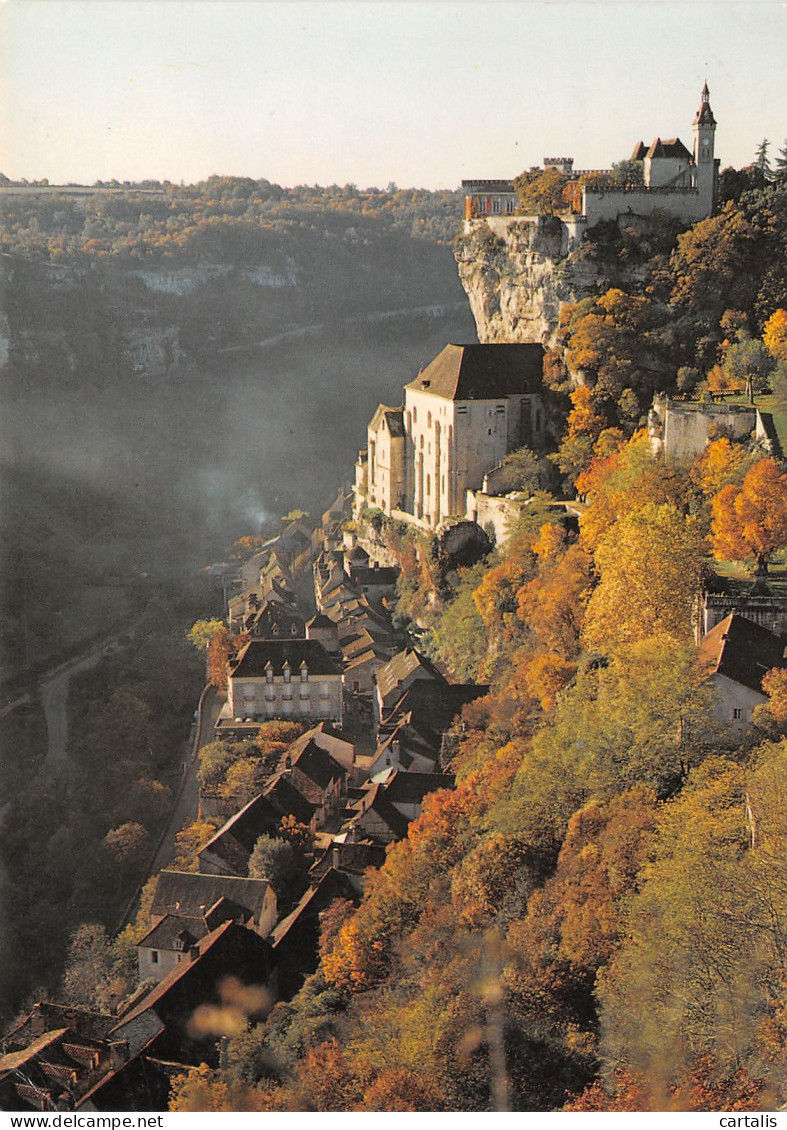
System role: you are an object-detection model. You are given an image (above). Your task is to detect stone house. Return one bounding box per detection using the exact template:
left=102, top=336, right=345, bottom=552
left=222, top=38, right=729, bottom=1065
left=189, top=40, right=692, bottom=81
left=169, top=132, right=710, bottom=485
left=372, top=647, right=445, bottom=730
left=223, top=638, right=343, bottom=727
left=197, top=789, right=316, bottom=877
left=698, top=613, right=785, bottom=742
left=136, top=872, right=277, bottom=983
left=279, top=738, right=347, bottom=826
left=110, top=922, right=277, bottom=1070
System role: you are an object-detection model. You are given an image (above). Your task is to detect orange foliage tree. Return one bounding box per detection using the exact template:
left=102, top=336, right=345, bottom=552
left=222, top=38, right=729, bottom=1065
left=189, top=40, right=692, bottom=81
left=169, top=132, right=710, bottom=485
left=711, top=458, right=787, bottom=573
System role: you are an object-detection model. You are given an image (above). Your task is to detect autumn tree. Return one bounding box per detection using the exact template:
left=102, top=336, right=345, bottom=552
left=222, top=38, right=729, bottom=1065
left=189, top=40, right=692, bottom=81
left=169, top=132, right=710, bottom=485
left=689, top=437, right=757, bottom=500
left=763, top=308, right=787, bottom=361
left=711, top=458, right=787, bottom=574
left=595, top=754, right=786, bottom=1101
left=582, top=502, right=706, bottom=655
left=513, top=168, right=568, bottom=215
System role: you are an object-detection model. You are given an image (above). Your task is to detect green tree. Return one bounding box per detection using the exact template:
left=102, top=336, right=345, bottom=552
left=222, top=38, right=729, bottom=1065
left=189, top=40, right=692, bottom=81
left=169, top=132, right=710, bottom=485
left=248, top=834, right=308, bottom=912
left=755, top=138, right=772, bottom=182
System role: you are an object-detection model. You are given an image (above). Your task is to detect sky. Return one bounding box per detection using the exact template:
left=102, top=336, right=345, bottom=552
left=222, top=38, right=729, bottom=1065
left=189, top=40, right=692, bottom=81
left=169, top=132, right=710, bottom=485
left=0, top=0, right=785, bottom=189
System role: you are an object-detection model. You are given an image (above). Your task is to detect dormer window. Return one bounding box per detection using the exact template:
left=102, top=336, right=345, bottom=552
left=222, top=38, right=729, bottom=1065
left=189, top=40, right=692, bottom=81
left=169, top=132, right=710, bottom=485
left=300, top=663, right=309, bottom=682
left=283, top=663, right=291, bottom=684
left=265, top=662, right=273, bottom=684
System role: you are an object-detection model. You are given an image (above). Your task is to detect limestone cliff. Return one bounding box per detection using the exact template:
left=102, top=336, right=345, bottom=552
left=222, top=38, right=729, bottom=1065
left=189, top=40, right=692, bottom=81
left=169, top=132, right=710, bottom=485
left=455, top=216, right=607, bottom=347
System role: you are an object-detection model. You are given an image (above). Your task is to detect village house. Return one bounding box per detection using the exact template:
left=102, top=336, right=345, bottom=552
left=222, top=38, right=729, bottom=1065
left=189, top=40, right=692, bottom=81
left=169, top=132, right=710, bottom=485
left=109, top=922, right=277, bottom=1071
left=198, top=787, right=317, bottom=877
left=270, top=869, right=357, bottom=997
left=136, top=871, right=278, bottom=983
left=372, top=647, right=445, bottom=730
left=698, top=613, right=785, bottom=742
left=340, top=768, right=455, bottom=846
left=355, top=343, right=548, bottom=532
left=309, top=838, right=387, bottom=895
left=0, top=1004, right=144, bottom=1112
left=220, top=637, right=343, bottom=730
left=278, top=737, right=348, bottom=826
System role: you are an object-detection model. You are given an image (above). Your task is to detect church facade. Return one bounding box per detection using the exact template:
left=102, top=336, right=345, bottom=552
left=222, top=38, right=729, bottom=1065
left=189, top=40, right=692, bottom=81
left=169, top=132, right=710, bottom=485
left=354, top=343, right=547, bottom=531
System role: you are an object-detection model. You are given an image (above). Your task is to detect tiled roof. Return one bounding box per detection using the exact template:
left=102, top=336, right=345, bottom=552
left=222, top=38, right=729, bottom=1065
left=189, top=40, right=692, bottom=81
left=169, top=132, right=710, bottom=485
left=112, top=922, right=275, bottom=1035
left=375, top=648, right=444, bottom=702
left=382, top=770, right=455, bottom=806
left=699, top=614, right=785, bottom=694
left=152, top=872, right=271, bottom=921
left=137, top=914, right=209, bottom=951
left=349, top=565, right=400, bottom=587
left=286, top=740, right=345, bottom=789
left=645, top=137, right=692, bottom=161
left=264, top=772, right=319, bottom=825
left=385, top=680, right=489, bottom=733
left=231, top=638, right=341, bottom=678
left=404, top=344, right=544, bottom=401
left=198, top=795, right=282, bottom=871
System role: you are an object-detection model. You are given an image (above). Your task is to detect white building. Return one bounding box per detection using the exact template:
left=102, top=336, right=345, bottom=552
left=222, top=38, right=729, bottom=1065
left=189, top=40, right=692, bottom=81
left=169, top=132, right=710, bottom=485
left=223, top=638, right=343, bottom=726
left=355, top=343, right=547, bottom=530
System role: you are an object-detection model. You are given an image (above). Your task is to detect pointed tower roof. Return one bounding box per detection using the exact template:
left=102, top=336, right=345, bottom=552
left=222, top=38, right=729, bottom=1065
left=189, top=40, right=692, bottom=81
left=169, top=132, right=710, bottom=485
left=694, top=81, right=716, bottom=127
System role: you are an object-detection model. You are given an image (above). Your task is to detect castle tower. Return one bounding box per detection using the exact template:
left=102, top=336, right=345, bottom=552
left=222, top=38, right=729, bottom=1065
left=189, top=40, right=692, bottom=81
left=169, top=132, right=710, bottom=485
left=693, top=81, right=717, bottom=215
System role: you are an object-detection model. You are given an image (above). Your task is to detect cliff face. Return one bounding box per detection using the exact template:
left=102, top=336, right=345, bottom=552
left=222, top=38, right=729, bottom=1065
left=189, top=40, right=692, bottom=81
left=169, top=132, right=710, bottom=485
left=455, top=217, right=605, bottom=346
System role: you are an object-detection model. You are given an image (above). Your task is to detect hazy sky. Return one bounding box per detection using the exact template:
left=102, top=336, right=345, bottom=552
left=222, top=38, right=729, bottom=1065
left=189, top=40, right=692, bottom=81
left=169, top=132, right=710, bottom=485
left=1, top=1, right=785, bottom=188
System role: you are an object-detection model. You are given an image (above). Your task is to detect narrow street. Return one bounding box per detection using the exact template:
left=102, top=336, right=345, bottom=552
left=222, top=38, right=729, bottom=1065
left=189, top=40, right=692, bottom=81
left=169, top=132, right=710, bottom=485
left=147, top=686, right=224, bottom=875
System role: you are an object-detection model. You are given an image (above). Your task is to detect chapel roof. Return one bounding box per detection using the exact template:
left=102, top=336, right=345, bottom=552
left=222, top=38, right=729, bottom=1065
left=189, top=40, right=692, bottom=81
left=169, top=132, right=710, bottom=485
left=405, top=344, right=544, bottom=401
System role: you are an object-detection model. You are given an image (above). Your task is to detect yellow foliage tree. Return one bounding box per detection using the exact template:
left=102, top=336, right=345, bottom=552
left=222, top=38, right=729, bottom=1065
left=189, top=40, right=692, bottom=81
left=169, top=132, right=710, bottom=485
left=582, top=502, right=705, bottom=655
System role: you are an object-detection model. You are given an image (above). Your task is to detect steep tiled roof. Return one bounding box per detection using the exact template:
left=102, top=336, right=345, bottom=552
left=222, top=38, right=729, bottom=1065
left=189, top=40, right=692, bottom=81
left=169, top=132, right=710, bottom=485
left=375, top=647, right=444, bottom=702
left=694, top=83, right=717, bottom=127
left=112, top=922, right=275, bottom=1037
left=382, top=770, right=455, bottom=807
left=645, top=137, right=692, bottom=160
left=137, top=915, right=209, bottom=951
left=231, top=638, right=341, bottom=677
left=405, top=344, right=544, bottom=401
left=384, top=679, right=488, bottom=733
left=198, top=795, right=282, bottom=873
left=631, top=140, right=648, bottom=161
left=152, top=872, right=271, bottom=922
left=286, top=739, right=345, bottom=789
left=699, top=614, right=785, bottom=694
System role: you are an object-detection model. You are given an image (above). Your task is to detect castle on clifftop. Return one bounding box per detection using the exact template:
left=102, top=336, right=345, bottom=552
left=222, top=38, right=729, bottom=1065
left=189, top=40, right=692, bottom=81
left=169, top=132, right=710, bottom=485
left=463, top=83, right=719, bottom=244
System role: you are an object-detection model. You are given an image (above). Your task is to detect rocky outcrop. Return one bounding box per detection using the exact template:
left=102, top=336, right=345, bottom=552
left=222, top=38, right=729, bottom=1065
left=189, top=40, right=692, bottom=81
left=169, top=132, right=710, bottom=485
left=455, top=217, right=605, bottom=346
